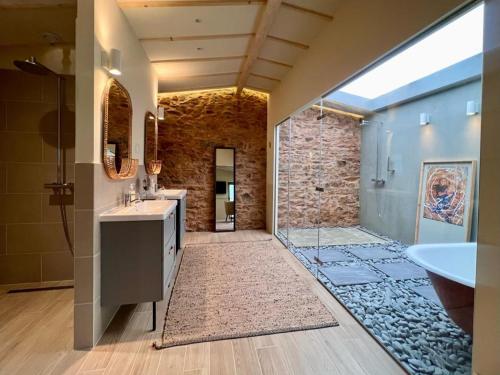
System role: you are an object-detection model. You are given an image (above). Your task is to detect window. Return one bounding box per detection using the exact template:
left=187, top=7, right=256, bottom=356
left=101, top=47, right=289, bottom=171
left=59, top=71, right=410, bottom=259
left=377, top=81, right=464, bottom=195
left=338, top=3, right=483, bottom=100
left=228, top=182, right=235, bottom=202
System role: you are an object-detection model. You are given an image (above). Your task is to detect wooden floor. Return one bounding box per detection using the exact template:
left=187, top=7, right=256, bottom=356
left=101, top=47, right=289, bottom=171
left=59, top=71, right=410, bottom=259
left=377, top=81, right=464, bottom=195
left=0, top=230, right=406, bottom=375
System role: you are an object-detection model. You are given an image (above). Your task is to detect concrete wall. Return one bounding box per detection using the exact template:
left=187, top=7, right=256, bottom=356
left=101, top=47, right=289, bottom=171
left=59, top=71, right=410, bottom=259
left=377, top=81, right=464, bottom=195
left=0, top=69, right=75, bottom=284
left=472, top=1, right=500, bottom=373
left=74, top=0, right=157, bottom=349
left=157, top=88, right=267, bottom=232
left=360, top=80, right=482, bottom=244
left=266, top=0, right=468, bottom=233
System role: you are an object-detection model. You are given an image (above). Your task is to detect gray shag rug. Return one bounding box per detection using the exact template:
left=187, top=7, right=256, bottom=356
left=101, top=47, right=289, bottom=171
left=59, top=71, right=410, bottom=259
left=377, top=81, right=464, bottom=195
left=156, top=240, right=338, bottom=348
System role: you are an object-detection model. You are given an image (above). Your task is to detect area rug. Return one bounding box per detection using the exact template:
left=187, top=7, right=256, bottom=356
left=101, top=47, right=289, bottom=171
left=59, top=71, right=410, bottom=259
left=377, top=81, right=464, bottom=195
left=154, top=240, right=338, bottom=348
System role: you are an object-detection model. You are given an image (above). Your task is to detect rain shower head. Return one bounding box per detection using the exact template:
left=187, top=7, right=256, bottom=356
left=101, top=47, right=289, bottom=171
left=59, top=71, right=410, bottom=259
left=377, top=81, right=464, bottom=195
left=13, top=56, right=56, bottom=76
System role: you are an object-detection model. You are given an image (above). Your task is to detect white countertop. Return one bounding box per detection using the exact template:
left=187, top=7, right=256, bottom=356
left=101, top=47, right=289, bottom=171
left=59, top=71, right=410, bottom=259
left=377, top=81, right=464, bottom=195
left=155, top=189, right=187, bottom=200
left=100, top=200, right=177, bottom=222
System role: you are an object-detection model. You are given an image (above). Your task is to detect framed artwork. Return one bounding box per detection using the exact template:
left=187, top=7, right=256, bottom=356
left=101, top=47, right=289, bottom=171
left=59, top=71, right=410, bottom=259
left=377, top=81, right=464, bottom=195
left=415, top=160, right=476, bottom=243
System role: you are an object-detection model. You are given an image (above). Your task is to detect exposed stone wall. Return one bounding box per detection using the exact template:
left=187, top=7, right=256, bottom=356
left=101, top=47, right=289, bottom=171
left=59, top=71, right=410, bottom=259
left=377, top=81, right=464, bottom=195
left=157, top=89, right=267, bottom=232
left=277, top=108, right=360, bottom=229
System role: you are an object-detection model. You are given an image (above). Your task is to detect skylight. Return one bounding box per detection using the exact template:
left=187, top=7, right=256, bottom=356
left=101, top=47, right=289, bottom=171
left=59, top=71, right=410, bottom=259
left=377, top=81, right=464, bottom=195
left=338, top=4, right=484, bottom=99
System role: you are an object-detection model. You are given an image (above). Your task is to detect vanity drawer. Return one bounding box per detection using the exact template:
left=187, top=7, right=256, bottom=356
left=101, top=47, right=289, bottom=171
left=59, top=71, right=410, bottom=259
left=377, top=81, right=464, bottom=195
left=163, top=234, right=176, bottom=289
left=163, top=211, right=176, bottom=245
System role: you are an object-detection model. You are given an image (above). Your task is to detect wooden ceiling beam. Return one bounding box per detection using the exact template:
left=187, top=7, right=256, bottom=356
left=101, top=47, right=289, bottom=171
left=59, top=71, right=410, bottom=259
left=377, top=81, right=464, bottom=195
left=236, top=0, right=282, bottom=95
left=140, top=33, right=307, bottom=51
left=256, top=56, right=292, bottom=68
left=151, top=55, right=246, bottom=63
left=267, top=34, right=308, bottom=49
left=249, top=72, right=280, bottom=82
left=0, top=0, right=75, bottom=8
left=281, top=1, right=333, bottom=21
left=119, top=0, right=264, bottom=8
left=140, top=33, right=253, bottom=42
left=161, top=71, right=240, bottom=79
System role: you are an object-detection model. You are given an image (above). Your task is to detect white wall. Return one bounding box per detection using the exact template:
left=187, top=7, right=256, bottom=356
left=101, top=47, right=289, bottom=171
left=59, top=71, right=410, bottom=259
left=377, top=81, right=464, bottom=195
left=74, top=0, right=157, bottom=348
left=472, top=1, right=500, bottom=373
left=265, top=0, right=468, bottom=233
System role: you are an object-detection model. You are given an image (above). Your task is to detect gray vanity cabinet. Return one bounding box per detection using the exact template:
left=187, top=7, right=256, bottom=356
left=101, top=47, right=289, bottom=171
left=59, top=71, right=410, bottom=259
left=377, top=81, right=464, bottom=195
left=177, top=196, right=186, bottom=251
left=101, top=210, right=176, bottom=307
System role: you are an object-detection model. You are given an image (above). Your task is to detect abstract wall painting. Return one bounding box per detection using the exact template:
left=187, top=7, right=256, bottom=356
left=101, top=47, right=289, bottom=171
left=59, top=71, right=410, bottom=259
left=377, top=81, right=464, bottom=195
left=416, top=161, right=476, bottom=243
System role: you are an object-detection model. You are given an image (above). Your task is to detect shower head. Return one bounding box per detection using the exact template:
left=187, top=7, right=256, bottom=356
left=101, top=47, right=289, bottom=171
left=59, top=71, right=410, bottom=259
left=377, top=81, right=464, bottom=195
left=13, top=57, right=56, bottom=76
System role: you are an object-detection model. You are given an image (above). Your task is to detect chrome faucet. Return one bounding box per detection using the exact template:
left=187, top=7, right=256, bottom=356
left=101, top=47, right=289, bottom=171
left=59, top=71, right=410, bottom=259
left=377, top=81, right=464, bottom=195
left=124, top=183, right=141, bottom=206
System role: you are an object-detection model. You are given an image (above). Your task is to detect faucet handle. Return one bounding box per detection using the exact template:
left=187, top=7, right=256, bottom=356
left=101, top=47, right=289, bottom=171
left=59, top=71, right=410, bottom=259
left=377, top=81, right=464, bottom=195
left=124, top=192, right=131, bottom=206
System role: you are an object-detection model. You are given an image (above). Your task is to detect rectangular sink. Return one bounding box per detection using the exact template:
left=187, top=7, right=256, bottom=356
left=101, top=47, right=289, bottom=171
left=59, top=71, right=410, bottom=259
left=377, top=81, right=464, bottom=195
left=155, top=189, right=187, bottom=199
left=100, top=200, right=177, bottom=222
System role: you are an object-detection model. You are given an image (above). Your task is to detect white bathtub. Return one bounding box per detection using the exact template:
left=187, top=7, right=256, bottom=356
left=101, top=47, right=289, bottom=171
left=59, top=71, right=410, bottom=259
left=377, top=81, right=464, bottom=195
left=406, top=242, right=477, bottom=334
left=406, top=242, right=477, bottom=288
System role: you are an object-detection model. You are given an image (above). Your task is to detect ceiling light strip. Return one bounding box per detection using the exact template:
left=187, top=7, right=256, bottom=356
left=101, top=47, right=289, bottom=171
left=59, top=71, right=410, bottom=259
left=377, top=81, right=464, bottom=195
left=312, top=105, right=364, bottom=119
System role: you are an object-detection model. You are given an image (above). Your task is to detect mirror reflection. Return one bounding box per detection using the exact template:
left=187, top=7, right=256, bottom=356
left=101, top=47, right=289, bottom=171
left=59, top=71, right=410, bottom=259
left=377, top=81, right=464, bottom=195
left=215, top=148, right=235, bottom=232
left=102, top=78, right=137, bottom=179
left=144, top=111, right=161, bottom=174
left=106, top=80, right=131, bottom=171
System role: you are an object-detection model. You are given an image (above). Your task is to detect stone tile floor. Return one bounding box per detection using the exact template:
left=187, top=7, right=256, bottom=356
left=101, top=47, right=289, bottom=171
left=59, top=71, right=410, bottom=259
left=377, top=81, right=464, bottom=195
left=286, top=227, right=388, bottom=247
left=277, top=228, right=472, bottom=375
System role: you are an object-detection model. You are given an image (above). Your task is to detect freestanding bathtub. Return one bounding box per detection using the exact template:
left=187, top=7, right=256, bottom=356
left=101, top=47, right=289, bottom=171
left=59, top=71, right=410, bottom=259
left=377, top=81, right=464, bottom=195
left=406, top=242, right=476, bottom=334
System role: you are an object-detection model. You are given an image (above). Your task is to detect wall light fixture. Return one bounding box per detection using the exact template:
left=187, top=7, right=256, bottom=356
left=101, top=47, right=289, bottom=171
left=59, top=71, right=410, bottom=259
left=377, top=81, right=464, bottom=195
left=419, top=112, right=431, bottom=126
left=466, top=100, right=479, bottom=116
left=157, top=106, right=165, bottom=120
left=102, top=48, right=122, bottom=76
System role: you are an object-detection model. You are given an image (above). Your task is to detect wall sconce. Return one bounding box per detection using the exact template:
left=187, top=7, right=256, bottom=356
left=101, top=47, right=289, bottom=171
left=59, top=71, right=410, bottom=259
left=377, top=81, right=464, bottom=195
left=102, top=48, right=122, bottom=76
left=157, top=105, right=165, bottom=120
left=419, top=112, right=431, bottom=126
left=466, top=100, right=480, bottom=116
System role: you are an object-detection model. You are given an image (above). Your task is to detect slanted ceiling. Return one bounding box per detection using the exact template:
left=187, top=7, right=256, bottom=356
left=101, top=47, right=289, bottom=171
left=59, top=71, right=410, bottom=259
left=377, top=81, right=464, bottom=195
left=118, top=0, right=339, bottom=93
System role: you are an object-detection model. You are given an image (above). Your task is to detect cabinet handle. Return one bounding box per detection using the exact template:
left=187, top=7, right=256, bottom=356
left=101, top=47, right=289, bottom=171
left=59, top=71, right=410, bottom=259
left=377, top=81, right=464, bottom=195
left=170, top=245, right=174, bottom=254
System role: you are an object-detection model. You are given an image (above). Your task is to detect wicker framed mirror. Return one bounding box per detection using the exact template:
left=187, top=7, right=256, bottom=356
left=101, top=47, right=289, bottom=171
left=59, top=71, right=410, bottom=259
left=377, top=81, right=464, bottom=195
left=102, top=78, right=138, bottom=179
left=144, top=111, right=162, bottom=175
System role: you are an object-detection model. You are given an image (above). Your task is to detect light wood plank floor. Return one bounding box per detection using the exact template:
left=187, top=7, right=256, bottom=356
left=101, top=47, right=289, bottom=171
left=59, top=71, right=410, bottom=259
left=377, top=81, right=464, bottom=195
left=0, top=230, right=406, bottom=375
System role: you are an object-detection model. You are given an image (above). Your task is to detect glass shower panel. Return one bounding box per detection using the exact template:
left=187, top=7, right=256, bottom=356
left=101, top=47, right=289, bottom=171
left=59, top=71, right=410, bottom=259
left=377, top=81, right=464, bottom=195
left=275, top=119, right=291, bottom=246
left=287, top=104, right=322, bottom=275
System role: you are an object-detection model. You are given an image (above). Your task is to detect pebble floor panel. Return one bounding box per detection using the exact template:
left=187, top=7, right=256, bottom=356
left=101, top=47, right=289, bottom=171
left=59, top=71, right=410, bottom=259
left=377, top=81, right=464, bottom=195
left=373, top=261, right=429, bottom=281
left=411, top=285, right=444, bottom=307
left=320, top=265, right=383, bottom=286
left=347, top=246, right=400, bottom=260
left=277, top=228, right=473, bottom=375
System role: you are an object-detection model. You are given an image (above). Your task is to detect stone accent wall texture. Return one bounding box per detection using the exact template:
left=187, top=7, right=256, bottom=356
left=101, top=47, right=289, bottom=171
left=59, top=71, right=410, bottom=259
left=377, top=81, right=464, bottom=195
left=157, top=89, right=267, bottom=232
left=277, top=108, right=360, bottom=229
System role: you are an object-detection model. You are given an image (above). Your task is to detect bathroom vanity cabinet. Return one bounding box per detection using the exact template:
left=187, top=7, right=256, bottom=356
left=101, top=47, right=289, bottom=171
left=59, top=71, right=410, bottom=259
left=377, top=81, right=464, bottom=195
left=154, top=189, right=187, bottom=251
left=100, top=200, right=178, bottom=330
